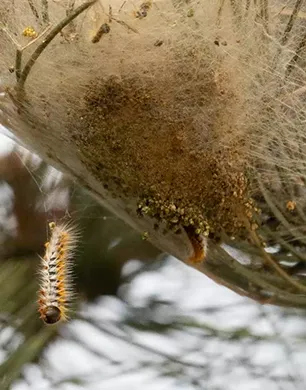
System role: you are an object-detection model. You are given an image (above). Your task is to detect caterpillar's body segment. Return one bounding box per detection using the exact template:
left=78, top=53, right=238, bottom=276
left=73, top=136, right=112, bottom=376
left=186, top=231, right=207, bottom=265
left=38, top=221, right=78, bottom=325
left=182, top=225, right=208, bottom=265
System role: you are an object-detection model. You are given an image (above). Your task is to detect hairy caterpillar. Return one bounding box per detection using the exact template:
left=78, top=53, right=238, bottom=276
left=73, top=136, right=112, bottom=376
left=187, top=233, right=207, bottom=265
left=38, top=221, right=78, bottom=325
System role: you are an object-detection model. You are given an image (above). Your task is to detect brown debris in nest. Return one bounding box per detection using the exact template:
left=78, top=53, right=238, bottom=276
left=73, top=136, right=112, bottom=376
left=71, top=72, right=252, bottom=242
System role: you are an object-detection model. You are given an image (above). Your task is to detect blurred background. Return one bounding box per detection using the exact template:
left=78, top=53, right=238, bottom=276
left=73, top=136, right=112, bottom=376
left=0, top=127, right=306, bottom=390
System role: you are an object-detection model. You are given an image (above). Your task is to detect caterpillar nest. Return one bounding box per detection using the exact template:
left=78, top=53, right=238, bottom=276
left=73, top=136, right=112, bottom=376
left=2, top=0, right=306, bottom=307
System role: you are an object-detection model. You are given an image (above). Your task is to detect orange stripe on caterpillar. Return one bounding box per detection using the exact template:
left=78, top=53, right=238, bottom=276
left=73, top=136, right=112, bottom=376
left=185, top=229, right=207, bottom=265
left=38, top=221, right=79, bottom=325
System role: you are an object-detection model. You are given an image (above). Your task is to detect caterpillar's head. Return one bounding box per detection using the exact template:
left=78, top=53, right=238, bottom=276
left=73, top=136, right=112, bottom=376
left=42, top=306, right=61, bottom=325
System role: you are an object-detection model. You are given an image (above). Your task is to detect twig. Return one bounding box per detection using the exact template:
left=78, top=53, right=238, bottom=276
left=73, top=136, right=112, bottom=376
left=16, top=25, right=52, bottom=81
left=281, top=0, right=305, bottom=45
left=257, top=177, right=306, bottom=247
left=262, top=226, right=306, bottom=264
left=204, top=243, right=306, bottom=307
left=15, top=50, right=22, bottom=80
left=224, top=252, right=305, bottom=302
left=22, top=25, right=52, bottom=51
left=242, top=211, right=306, bottom=293
left=18, top=0, right=98, bottom=90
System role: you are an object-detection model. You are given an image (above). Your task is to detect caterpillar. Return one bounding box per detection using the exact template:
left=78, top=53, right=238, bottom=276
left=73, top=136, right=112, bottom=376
left=38, top=221, right=78, bottom=325
left=187, top=234, right=207, bottom=265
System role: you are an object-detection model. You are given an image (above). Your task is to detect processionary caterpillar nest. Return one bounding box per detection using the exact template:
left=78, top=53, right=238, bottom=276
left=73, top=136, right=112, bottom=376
left=2, top=0, right=306, bottom=307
